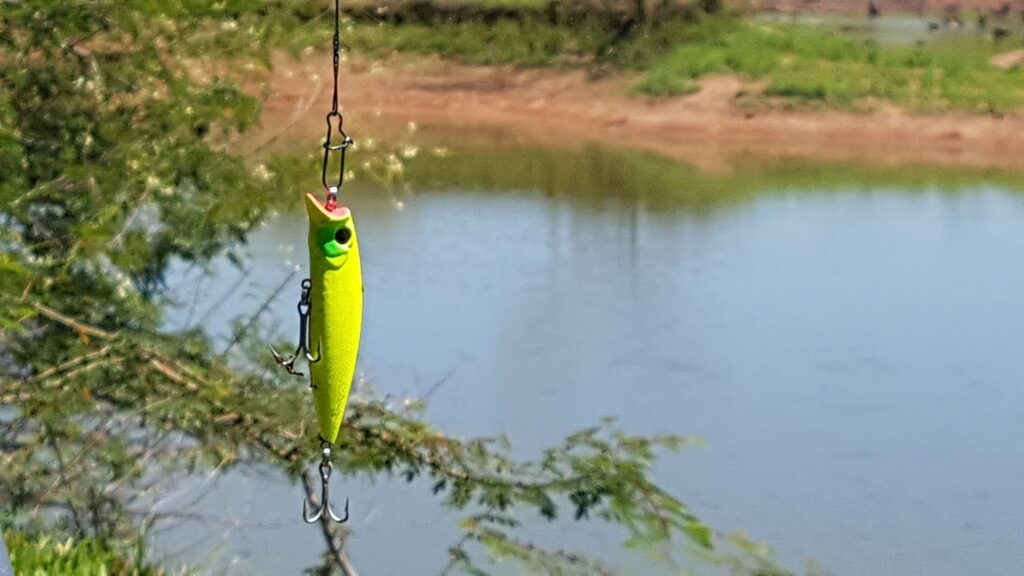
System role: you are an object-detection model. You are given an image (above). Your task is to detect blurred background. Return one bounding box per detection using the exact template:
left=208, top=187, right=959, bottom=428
left=2, top=0, right=1024, bottom=574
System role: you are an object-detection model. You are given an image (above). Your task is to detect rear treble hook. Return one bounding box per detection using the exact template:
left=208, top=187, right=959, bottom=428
left=270, top=279, right=321, bottom=377
left=304, top=443, right=349, bottom=524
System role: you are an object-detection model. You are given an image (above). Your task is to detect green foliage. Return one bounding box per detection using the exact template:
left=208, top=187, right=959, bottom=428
left=344, top=19, right=619, bottom=67
left=334, top=403, right=716, bottom=572
left=338, top=13, right=720, bottom=71
left=4, top=530, right=162, bottom=576
left=0, top=2, right=796, bottom=575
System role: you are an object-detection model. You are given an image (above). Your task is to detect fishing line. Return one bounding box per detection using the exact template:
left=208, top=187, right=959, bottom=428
left=320, top=0, right=353, bottom=212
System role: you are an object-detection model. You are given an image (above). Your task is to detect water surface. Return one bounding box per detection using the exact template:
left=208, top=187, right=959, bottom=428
left=755, top=13, right=1024, bottom=45
left=160, top=140, right=1024, bottom=575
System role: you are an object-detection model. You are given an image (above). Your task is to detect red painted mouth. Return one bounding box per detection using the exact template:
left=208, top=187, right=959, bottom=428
left=306, top=193, right=351, bottom=221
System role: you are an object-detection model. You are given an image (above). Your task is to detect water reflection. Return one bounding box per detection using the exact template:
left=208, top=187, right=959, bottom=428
left=754, top=13, right=1024, bottom=46
left=161, top=143, right=1024, bottom=575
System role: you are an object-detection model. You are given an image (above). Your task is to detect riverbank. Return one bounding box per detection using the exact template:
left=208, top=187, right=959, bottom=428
left=252, top=54, right=1024, bottom=171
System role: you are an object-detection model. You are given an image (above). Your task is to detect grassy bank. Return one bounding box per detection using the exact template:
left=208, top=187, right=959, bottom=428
left=330, top=9, right=1024, bottom=113
left=635, top=20, right=1024, bottom=112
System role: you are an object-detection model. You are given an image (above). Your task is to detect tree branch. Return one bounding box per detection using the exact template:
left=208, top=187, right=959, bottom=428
left=31, top=303, right=117, bottom=341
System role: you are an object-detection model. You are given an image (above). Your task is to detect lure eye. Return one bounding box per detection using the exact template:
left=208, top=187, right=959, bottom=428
left=316, top=224, right=353, bottom=259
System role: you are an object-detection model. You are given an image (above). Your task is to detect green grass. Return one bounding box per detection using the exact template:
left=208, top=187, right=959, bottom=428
left=635, top=21, right=1024, bottom=112
left=4, top=531, right=164, bottom=576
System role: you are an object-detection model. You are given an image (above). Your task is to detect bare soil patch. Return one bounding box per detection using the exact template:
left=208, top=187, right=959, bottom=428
left=251, top=55, right=1024, bottom=172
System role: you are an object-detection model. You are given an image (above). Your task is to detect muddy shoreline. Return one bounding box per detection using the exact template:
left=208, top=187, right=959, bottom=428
left=251, top=55, right=1024, bottom=172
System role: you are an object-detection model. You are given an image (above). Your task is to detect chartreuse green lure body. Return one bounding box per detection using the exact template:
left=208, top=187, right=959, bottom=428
left=306, top=193, right=363, bottom=444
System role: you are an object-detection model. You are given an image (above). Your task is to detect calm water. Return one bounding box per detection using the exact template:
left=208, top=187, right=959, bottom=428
left=754, top=13, right=1024, bottom=45
left=158, top=141, right=1024, bottom=575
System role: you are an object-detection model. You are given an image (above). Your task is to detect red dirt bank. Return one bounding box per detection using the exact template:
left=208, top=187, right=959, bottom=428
left=252, top=56, right=1024, bottom=172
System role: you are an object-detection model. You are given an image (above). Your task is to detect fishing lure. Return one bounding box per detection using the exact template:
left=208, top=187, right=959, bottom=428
left=305, top=194, right=362, bottom=446
left=271, top=0, right=361, bottom=525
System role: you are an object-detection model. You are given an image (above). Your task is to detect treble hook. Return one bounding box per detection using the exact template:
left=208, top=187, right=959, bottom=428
left=303, top=443, right=349, bottom=524
left=270, top=279, right=322, bottom=377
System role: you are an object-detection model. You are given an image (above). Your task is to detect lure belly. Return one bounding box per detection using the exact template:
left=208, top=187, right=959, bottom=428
left=305, top=193, right=363, bottom=444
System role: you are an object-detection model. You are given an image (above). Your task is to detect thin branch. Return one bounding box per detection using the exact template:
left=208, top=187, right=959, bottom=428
left=19, top=278, right=36, bottom=302
left=29, top=346, right=113, bottom=383
left=220, top=267, right=297, bottom=357
left=9, top=176, right=67, bottom=208
left=440, top=532, right=473, bottom=576
left=43, top=427, right=85, bottom=536
left=108, top=189, right=151, bottom=248
left=194, top=268, right=248, bottom=329
left=46, top=357, right=126, bottom=389
left=147, top=358, right=199, bottom=392
left=245, top=67, right=325, bottom=157
left=31, top=302, right=117, bottom=340
left=419, top=367, right=457, bottom=407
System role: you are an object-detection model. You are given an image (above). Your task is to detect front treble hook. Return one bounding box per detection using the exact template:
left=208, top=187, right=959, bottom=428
left=304, top=443, right=349, bottom=524
left=270, top=279, right=322, bottom=377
